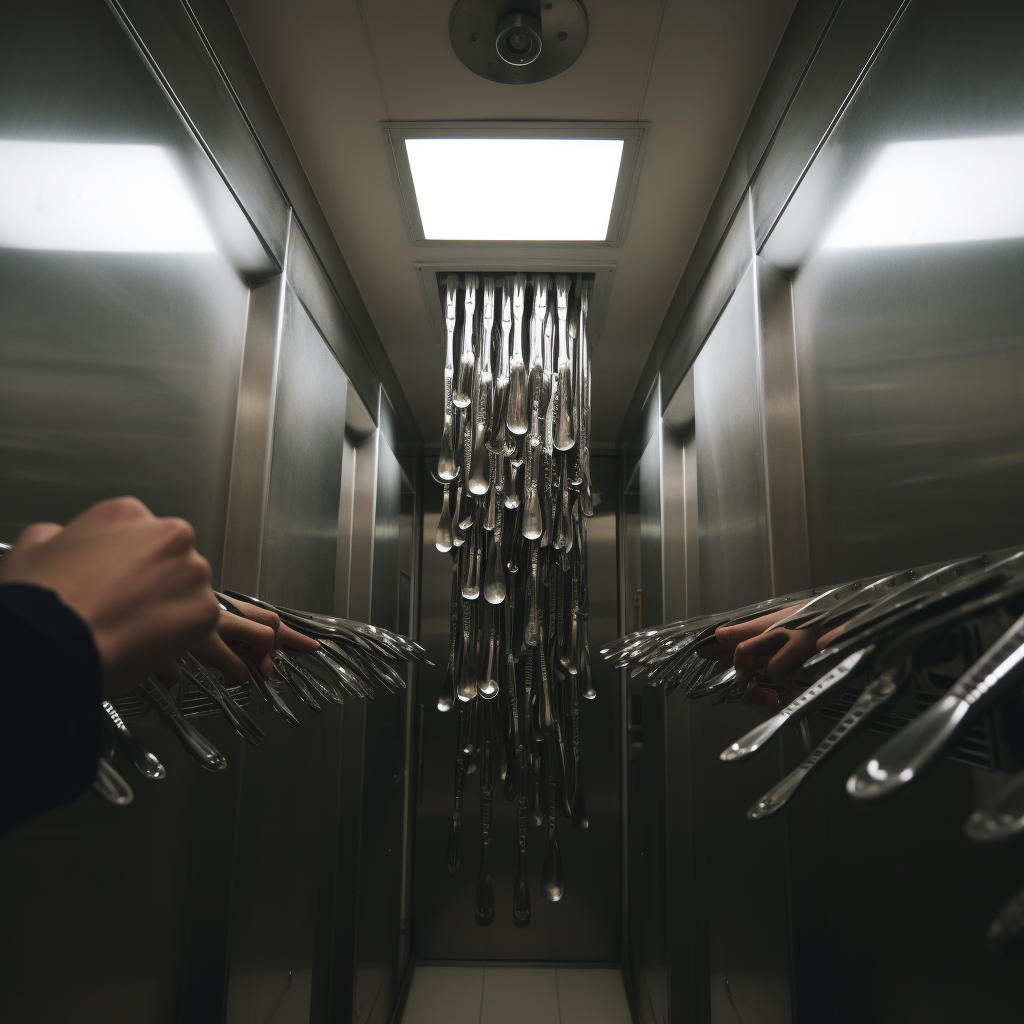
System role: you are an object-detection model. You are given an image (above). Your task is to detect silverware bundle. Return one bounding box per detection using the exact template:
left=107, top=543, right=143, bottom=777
left=604, top=547, right=1024, bottom=951
left=102, top=590, right=429, bottom=806
left=435, top=272, right=594, bottom=927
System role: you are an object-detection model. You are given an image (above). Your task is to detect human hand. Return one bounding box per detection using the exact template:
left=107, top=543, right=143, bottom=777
left=712, top=602, right=808, bottom=653
left=0, top=497, right=219, bottom=699
left=190, top=595, right=319, bottom=684
left=730, top=626, right=821, bottom=685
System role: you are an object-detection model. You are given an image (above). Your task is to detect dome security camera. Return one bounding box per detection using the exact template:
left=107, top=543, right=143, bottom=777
left=495, top=12, right=543, bottom=66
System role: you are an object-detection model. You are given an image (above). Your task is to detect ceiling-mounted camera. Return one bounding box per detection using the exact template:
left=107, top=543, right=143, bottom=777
left=450, top=0, right=588, bottom=85
left=495, top=12, right=543, bottom=66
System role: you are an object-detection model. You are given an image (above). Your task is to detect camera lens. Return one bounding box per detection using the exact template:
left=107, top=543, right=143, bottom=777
left=507, top=31, right=530, bottom=54
left=495, top=12, right=542, bottom=66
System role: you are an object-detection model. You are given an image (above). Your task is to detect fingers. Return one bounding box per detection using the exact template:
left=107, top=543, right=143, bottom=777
left=214, top=593, right=319, bottom=653
left=694, top=640, right=732, bottom=662
left=733, top=630, right=789, bottom=683
left=714, top=601, right=808, bottom=649
left=764, top=630, right=821, bottom=684
left=816, top=624, right=846, bottom=650
left=279, top=620, right=319, bottom=652
left=191, top=632, right=252, bottom=685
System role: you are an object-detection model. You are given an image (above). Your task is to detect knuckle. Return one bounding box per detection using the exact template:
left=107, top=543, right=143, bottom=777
left=161, top=517, right=197, bottom=550
left=105, top=495, right=151, bottom=520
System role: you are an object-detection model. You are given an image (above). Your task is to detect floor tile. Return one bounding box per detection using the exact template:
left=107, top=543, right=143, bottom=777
left=402, top=966, right=484, bottom=1024
left=480, top=966, right=560, bottom=1024
left=556, top=968, right=632, bottom=1024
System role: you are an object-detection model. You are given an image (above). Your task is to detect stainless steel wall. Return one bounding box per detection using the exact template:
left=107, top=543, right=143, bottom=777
left=413, top=456, right=621, bottom=961
left=0, top=5, right=256, bottom=1022
left=694, top=259, right=773, bottom=613
left=0, top=4, right=420, bottom=1024
left=765, top=0, right=1024, bottom=587
left=260, top=288, right=350, bottom=613
left=643, top=1, right=1024, bottom=1022
left=764, top=3, right=1024, bottom=1022
left=225, top=283, right=352, bottom=1024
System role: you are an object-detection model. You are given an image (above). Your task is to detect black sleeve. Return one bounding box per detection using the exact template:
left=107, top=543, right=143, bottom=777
left=0, top=583, right=103, bottom=834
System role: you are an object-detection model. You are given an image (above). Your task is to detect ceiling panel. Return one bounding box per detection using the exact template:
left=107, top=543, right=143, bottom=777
left=226, top=0, right=798, bottom=443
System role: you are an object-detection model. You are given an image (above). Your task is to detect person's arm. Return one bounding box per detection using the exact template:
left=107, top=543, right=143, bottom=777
left=0, top=497, right=220, bottom=832
left=0, top=584, right=104, bottom=832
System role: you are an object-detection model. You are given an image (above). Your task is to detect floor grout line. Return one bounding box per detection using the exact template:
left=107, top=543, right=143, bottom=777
left=478, top=965, right=486, bottom=1024
left=554, top=967, right=563, bottom=1024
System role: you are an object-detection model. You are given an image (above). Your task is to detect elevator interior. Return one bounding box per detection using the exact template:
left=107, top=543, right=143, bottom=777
left=2, top=0, right=1024, bottom=1022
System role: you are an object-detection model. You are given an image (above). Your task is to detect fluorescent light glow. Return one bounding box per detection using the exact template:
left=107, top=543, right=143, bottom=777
left=823, top=134, right=1024, bottom=250
left=405, top=137, right=624, bottom=240
left=0, top=140, right=216, bottom=253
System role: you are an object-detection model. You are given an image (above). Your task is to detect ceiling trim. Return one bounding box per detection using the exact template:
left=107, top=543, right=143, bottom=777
left=381, top=120, right=649, bottom=248
left=413, top=258, right=616, bottom=356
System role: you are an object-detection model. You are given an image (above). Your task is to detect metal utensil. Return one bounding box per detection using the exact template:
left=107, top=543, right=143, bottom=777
left=436, top=483, right=453, bottom=552
left=179, top=653, right=265, bottom=744
left=747, top=664, right=908, bottom=820
left=965, top=770, right=1024, bottom=843
left=720, top=646, right=874, bottom=762
left=102, top=700, right=165, bottom=779
left=848, top=610, right=1024, bottom=801
left=454, top=274, right=476, bottom=407
left=137, top=677, right=227, bottom=771
left=554, top=274, right=574, bottom=452
left=93, top=756, right=134, bottom=806
left=439, top=273, right=459, bottom=479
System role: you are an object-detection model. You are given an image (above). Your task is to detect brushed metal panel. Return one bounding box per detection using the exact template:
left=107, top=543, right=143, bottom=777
left=756, top=258, right=812, bottom=596
left=287, top=222, right=382, bottom=427
left=221, top=271, right=286, bottom=594
left=0, top=5, right=251, bottom=580
left=659, top=192, right=757, bottom=415
left=259, top=287, right=348, bottom=614
left=226, top=705, right=345, bottom=1024
left=639, top=423, right=665, bottom=632
left=110, top=0, right=290, bottom=270
left=616, top=0, right=838, bottom=448
left=183, top=0, right=422, bottom=446
left=413, top=457, right=621, bottom=961
left=786, top=0, right=1024, bottom=585
left=662, top=369, right=699, bottom=622
left=753, top=0, right=908, bottom=249
left=694, top=264, right=773, bottom=612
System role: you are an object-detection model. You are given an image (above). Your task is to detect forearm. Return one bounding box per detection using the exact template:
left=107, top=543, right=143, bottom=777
left=0, top=583, right=103, bottom=833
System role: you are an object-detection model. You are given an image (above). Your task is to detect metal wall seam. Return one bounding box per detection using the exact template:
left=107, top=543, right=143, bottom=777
left=180, top=0, right=423, bottom=446
left=106, top=0, right=290, bottom=269
left=658, top=190, right=756, bottom=416
left=285, top=222, right=383, bottom=426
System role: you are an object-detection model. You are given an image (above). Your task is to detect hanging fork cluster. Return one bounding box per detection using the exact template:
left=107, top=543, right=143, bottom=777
left=434, top=272, right=595, bottom=928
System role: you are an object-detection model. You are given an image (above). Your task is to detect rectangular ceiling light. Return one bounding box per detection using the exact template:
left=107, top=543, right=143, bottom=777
left=823, top=134, right=1024, bottom=250
left=405, top=137, right=624, bottom=241
left=382, top=122, right=647, bottom=246
left=0, top=140, right=216, bottom=253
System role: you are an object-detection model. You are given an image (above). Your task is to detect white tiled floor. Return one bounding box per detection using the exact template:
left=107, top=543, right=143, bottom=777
left=400, top=965, right=632, bottom=1024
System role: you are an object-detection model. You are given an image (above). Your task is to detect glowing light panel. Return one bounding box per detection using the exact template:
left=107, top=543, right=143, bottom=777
left=823, top=134, right=1024, bottom=250
left=405, top=137, right=624, bottom=241
left=0, top=140, right=216, bottom=253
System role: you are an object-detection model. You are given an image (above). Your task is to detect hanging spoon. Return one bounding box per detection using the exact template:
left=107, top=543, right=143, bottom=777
left=454, top=274, right=476, bottom=407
